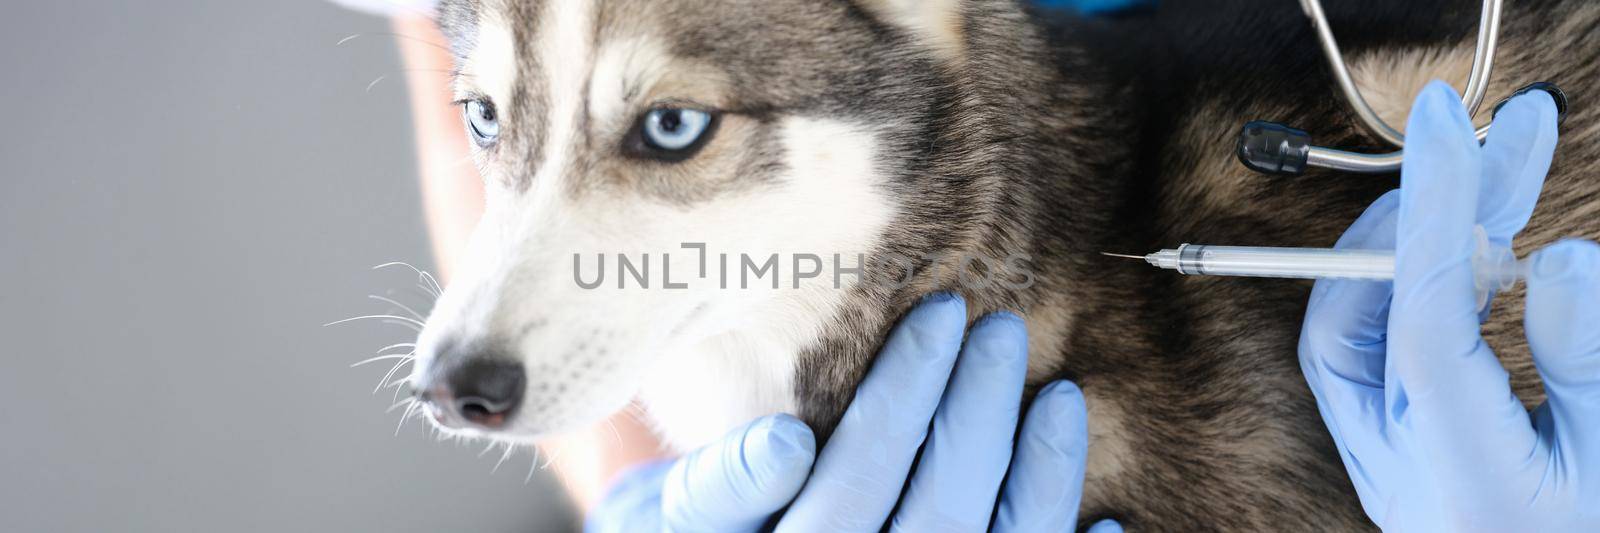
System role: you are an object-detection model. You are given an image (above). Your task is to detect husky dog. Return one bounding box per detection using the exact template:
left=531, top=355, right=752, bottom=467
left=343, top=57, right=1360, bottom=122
left=405, top=0, right=1599, bottom=529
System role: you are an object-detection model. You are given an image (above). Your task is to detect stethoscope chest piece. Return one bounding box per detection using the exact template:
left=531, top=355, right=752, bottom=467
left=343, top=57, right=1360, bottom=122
left=1237, top=0, right=1569, bottom=177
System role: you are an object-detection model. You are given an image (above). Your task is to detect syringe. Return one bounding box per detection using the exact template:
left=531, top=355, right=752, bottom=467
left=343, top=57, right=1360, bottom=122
left=1107, top=227, right=1528, bottom=311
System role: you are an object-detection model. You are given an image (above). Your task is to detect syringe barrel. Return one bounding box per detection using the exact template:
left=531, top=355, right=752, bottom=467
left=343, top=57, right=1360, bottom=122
left=1175, top=244, right=1395, bottom=280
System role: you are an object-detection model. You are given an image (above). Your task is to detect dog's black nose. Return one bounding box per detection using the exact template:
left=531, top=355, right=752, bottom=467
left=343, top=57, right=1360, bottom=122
left=443, top=358, right=525, bottom=429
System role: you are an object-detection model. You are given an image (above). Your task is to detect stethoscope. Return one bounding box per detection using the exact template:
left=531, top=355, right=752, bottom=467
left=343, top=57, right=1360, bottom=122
left=1236, top=0, right=1569, bottom=176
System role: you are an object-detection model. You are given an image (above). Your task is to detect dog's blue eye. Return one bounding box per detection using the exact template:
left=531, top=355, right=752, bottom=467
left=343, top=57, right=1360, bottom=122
left=464, top=99, right=499, bottom=147
left=641, top=108, right=714, bottom=153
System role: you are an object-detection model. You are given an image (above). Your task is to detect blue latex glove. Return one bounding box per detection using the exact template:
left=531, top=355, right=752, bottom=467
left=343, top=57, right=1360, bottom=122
left=1301, top=81, right=1599, bottom=531
left=585, top=415, right=815, bottom=532
left=588, top=294, right=1122, bottom=532
left=1034, top=0, right=1155, bottom=16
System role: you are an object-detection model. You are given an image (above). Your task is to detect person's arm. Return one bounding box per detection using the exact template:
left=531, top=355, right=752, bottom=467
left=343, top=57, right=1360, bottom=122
left=391, top=14, right=667, bottom=511
left=391, top=14, right=478, bottom=282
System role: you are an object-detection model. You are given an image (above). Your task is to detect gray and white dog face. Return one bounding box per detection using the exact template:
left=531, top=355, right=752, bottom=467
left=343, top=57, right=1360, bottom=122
left=410, top=0, right=965, bottom=448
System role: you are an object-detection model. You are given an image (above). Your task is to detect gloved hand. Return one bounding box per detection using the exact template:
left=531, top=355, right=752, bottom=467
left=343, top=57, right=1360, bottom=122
left=584, top=414, right=814, bottom=533
left=588, top=294, right=1122, bottom=532
left=1300, top=81, right=1599, bottom=531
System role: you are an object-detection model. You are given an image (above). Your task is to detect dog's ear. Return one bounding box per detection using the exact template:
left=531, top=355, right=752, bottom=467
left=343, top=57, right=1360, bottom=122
left=854, top=0, right=967, bottom=62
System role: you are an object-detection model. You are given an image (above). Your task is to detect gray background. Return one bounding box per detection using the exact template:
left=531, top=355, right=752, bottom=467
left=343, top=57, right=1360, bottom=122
left=0, top=1, right=576, bottom=531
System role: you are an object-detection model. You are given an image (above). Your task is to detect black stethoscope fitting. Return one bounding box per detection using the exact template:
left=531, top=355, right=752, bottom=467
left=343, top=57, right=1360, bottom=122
left=1235, top=0, right=1570, bottom=177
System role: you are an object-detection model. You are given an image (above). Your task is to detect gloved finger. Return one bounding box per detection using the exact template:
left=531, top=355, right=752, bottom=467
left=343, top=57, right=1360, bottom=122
left=1302, top=190, right=1400, bottom=393
left=993, top=381, right=1089, bottom=533
left=586, top=460, right=674, bottom=533
left=1298, top=191, right=1398, bottom=488
left=1389, top=81, right=1487, bottom=377
left=1389, top=82, right=1538, bottom=492
left=777, top=293, right=968, bottom=532
left=892, top=313, right=1029, bottom=532
left=660, top=414, right=816, bottom=533
left=1525, top=240, right=1600, bottom=471
left=1477, top=91, right=1560, bottom=246
left=1087, top=519, right=1125, bottom=533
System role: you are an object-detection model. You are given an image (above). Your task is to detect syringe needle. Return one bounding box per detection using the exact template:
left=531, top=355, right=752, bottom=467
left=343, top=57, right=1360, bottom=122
left=1101, top=252, right=1147, bottom=260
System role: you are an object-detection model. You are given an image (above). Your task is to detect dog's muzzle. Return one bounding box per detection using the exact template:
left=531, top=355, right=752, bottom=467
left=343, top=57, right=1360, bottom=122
left=414, top=353, right=525, bottom=430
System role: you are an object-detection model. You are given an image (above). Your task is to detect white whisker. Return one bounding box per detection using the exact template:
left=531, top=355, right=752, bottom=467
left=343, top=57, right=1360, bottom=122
left=386, top=398, right=416, bottom=414
left=419, top=272, right=443, bottom=297
left=375, top=356, right=417, bottom=394
left=325, top=314, right=424, bottom=328
left=416, top=283, right=439, bottom=300
left=380, top=319, right=423, bottom=332
left=620, top=404, right=652, bottom=428
left=377, top=342, right=418, bottom=354
left=388, top=377, right=412, bottom=402
left=351, top=353, right=416, bottom=369
left=527, top=447, right=545, bottom=483
left=603, top=419, right=622, bottom=446
left=492, top=443, right=516, bottom=474
left=539, top=445, right=561, bottom=471
left=368, top=295, right=427, bottom=322
left=373, top=262, right=443, bottom=297
left=337, top=32, right=454, bottom=54
left=395, top=402, right=422, bottom=436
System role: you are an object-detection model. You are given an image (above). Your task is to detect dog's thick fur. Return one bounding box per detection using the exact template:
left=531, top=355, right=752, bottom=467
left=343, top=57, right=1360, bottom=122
left=414, top=0, right=1600, bottom=529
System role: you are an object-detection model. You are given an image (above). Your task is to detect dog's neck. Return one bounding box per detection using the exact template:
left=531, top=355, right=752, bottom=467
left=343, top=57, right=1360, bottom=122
left=935, top=5, right=1148, bottom=378
left=942, top=7, right=1139, bottom=306
left=790, top=5, right=1152, bottom=441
